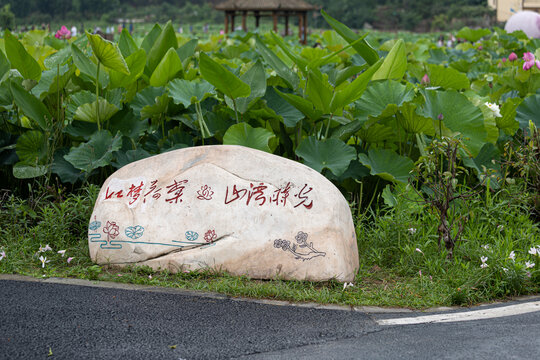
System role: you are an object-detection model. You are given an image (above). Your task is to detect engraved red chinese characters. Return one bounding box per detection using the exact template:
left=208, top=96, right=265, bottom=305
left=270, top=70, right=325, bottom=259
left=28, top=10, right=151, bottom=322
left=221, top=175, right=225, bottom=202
left=165, top=179, right=188, bottom=204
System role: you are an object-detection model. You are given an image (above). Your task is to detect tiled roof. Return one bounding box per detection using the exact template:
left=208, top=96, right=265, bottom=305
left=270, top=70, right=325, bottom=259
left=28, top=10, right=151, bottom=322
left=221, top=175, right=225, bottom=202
left=214, top=0, right=317, bottom=11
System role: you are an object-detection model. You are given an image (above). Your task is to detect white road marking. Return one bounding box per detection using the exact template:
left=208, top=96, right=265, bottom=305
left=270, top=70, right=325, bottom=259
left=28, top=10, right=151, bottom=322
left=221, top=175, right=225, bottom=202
left=377, top=301, right=540, bottom=326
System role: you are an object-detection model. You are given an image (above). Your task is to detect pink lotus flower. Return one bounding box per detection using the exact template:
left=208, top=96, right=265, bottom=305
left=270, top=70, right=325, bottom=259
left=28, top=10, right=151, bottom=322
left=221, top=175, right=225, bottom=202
left=522, top=52, right=536, bottom=70
left=421, top=74, right=430, bottom=84
left=508, top=52, right=518, bottom=61
left=55, top=26, right=71, bottom=40
left=502, top=57, right=507, bottom=63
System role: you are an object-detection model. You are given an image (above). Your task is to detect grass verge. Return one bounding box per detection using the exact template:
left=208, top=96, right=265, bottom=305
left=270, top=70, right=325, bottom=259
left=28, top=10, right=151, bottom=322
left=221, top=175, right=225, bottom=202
left=1, top=184, right=539, bottom=309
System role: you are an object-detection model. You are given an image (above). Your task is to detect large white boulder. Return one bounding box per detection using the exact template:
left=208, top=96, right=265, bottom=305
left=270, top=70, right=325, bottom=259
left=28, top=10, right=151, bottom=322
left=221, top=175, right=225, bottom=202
left=88, top=145, right=358, bottom=282
left=505, top=11, right=540, bottom=38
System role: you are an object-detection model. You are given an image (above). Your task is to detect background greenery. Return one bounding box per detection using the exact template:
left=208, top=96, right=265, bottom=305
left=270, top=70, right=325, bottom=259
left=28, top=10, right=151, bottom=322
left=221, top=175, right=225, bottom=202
left=0, top=0, right=494, bottom=32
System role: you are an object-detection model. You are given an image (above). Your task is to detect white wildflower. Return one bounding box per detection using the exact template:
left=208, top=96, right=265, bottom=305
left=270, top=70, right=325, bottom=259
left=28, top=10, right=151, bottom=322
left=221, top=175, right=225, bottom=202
left=39, top=244, right=53, bottom=253
left=343, top=282, right=354, bottom=290
left=525, top=261, right=535, bottom=269
left=0, top=250, right=5, bottom=261
left=481, top=244, right=490, bottom=250
left=39, top=255, right=50, bottom=268
left=415, top=248, right=423, bottom=254
left=529, top=247, right=538, bottom=256
left=408, top=228, right=417, bottom=235
left=508, top=251, right=516, bottom=261
left=57, top=250, right=66, bottom=257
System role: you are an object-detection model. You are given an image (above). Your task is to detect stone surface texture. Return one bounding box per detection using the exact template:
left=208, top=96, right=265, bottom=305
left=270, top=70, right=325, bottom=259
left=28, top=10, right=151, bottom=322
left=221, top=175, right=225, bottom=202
left=88, top=145, right=358, bottom=281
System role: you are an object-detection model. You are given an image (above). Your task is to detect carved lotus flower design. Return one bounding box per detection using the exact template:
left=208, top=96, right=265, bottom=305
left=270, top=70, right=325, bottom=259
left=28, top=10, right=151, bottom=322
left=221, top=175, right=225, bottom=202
left=204, top=230, right=217, bottom=243
left=103, top=221, right=120, bottom=240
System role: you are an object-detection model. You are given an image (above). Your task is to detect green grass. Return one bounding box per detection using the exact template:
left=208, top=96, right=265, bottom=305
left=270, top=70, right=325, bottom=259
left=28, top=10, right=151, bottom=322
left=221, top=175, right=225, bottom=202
left=1, top=183, right=538, bottom=309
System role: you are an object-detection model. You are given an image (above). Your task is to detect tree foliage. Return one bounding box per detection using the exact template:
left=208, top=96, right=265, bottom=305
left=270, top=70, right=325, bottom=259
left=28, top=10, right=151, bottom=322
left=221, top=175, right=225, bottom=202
left=0, top=0, right=493, bottom=32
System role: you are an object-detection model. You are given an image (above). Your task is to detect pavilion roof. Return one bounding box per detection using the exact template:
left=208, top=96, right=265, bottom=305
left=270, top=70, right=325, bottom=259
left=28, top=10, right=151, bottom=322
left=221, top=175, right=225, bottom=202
left=214, top=0, right=317, bottom=11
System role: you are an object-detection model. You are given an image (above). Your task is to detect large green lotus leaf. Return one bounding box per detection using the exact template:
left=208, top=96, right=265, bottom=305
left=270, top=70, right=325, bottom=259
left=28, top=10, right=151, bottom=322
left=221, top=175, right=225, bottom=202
left=4, top=30, right=41, bottom=81
left=199, top=52, right=250, bottom=99
left=146, top=22, right=177, bottom=76
left=71, top=43, right=108, bottom=85
left=108, top=108, right=149, bottom=140
left=295, top=136, right=356, bottom=176
left=65, top=90, right=96, bottom=121
left=112, top=148, right=151, bottom=169
left=421, top=90, right=487, bottom=156
left=372, top=39, right=407, bottom=81
left=131, top=86, right=165, bottom=116
left=269, top=32, right=308, bottom=76
left=223, top=123, right=275, bottom=153
left=358, top=148, right=413, bottom=183
left=86, top=32, right=129, bottom=75
left=397, top=102, right=435, bottom=135
left=498, top=97, right=521, bottom=135
left=324, top=159, right=371, bottom=184
left=330, top=58, right=383, bottom=112
left=255, top=35, right=299, bottom=90
left=427, top=64, right=470, bottom=90
left=110, top=49, right=146, bottom=88
left=456, top=27, right=491, bottom=42
left=177, top=39, right=198, bottom=62
left=157, top=126, right=194, bottom=151
left=263, top=87, right=303, bottom=127
left=52, top=148, right=85, bottom=184
left=306, top=69, right=333, bottom=114
left=228, top=61, right=267, bottom=114
left=515, top=94, right=540, bottom=130
left=74, top=99, right=119, bottom=124
left=64, top=130, right=122, bottom=173
left=142, top=93, right=169, bottom=119
left=168, top=79, right=215, bottom=107
left=140, top=24, right=162, bottom=55
left=321, top=10, right=379, bottom=65
left=306, top=34, right=370, bottom=71
left=0, top=83, right=12, bottom=109
left=31, top=64, right=72, bottom=99
left=358, top=123, right=397, bottom=144
left=355, top=80, right=415, bottom=119
left=118, top=28, right=139, bottom=58
left=331, top=119, right=368, bottom=141
left=22, top=30, right=47, bottom=48
left=275, top=88, right=322, bottom=120
left=329, top=65, right=366, bottom=87
left=478, top=102, right=500, bottom=145
left=10, top=81, right=51, bottom=130
left=462, top=142, right=501, bottom=187
left=15, top=130, right=47, bottom=165
left=0, top=50, right=10, bottom=78
left=43, top=46, right=71, bottom=69
left=12, top=163, right=48, bottom=179
left=63, top=120, right=97, bottom=140
left=149, top=48, right=183, bottom=87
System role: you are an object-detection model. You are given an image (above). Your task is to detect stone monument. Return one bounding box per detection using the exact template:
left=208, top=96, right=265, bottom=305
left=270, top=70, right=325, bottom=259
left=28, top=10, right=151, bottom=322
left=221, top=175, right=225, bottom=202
left=88, top=145, right=358, bottom=282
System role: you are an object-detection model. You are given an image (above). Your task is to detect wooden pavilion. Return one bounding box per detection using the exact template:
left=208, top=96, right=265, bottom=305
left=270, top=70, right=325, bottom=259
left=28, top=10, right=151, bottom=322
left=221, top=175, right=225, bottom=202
left=214, top=0, right=317, bottom=44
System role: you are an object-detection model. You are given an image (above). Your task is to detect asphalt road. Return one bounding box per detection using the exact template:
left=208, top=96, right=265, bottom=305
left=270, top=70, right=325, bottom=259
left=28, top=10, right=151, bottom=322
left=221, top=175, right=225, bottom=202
left=1, top=277, right=539, bottom=360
